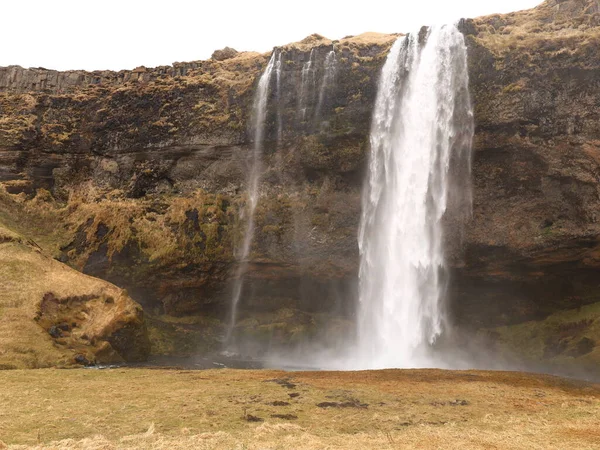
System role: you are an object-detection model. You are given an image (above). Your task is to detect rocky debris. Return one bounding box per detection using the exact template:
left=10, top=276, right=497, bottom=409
left=264, top=378, right=297, bottom=389
left=431, top=400, right=470, bottom=407
left=244, top=414, right=264, bottom=422
left=270, top=413, right=298, bottom=420
left=268, top=401, right=290, bottom=406
left=316, top=399, right=368, bottom=408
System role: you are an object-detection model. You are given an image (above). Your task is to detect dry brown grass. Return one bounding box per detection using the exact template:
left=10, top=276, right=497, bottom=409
left=473, top=0, right=600, bottom=56
left=0, top=184, right=233, bottom=273
left=339, top=32, right=398, bottom=47
left=63, top=187, right=233, bottom=268
left=0, top=368, right=598, bottom=449
left=0, top=187, right=70, bottom=258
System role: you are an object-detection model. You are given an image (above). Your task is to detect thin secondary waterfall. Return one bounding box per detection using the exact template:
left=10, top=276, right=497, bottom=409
left=226, top=52, right=277, bottom=346
left=298, top=49, right=316, bottom=122
left=314, top=48, right=337, bottom=126
left=275, top=52, right=283, bottom=145
left=356, top=24, right=474, bottom=369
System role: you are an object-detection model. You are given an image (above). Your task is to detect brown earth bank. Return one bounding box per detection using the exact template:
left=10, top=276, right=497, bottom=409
left=0, top=222, right=149, bottom=369
left=0, top=0, right=599, bottom=370
left=0, top=368, right=599, bottom=449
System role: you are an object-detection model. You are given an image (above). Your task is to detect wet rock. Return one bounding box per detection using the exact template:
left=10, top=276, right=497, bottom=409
left=316, top=399, right=368, bottom=408
left=570, top=337, right=596, bottom=357
left=74, top=354, right=92, bottom=366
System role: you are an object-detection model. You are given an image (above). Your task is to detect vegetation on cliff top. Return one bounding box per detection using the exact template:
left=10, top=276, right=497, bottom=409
left=473, top=0, right=600, bottom=59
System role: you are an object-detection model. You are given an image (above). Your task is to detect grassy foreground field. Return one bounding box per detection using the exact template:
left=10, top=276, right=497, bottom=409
left=0, top=368, right=598, bottom=449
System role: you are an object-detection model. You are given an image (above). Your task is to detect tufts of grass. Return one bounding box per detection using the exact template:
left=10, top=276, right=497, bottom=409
left=473, top=0, right=600, bottom=60
left=0, top=368, right=598, bottom=449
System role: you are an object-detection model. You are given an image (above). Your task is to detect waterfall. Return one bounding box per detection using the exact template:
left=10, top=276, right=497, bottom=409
left=275, top=52, right=283, bottom=145
left=298, top=49, right=316, bottom=122
left=314, top=48, right=337, bottom=126
left=355, top=24, right=474, bottom=369
left=226, top=51, right=277, bottom=346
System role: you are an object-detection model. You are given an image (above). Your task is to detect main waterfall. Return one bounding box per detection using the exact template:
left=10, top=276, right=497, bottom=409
left=355, top=24, right=474, bottom=369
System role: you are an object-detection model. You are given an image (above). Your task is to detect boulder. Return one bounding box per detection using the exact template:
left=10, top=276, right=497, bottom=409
left=211, top=47, right=239, bottom=61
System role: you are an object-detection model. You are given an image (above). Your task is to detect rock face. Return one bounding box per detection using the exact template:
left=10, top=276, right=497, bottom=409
left=0, top=1, right=599, bottom=369
left=456, top=0, right=600, bottom=327
left=0, top=32, right=391, bottom=324
left=0, top=219, right=150, bottom=368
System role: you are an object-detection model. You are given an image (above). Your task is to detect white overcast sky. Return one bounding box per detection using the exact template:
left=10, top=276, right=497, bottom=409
left=2, top=0, right=542, bottom=71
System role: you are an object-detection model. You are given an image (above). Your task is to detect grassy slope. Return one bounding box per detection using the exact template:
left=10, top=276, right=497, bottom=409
left=0, top=222, right=68, bottom=369
left=0, top=216, right=147, bottom=369
left=0, top=368, right=598, bottom=449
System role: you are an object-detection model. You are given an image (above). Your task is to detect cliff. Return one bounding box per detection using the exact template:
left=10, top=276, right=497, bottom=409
left=0, top=0, right=599, bottom=369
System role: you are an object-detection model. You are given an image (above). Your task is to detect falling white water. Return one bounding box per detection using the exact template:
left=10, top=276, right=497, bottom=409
left=275, top=52, right=283, bottom=145
left=298, top=49, right=316, bottom=121
left=314, top=48, right=337, bottom=126
left=355, top=24, right=474, bottom=369
left=226, top=51, right=277, bottom=346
